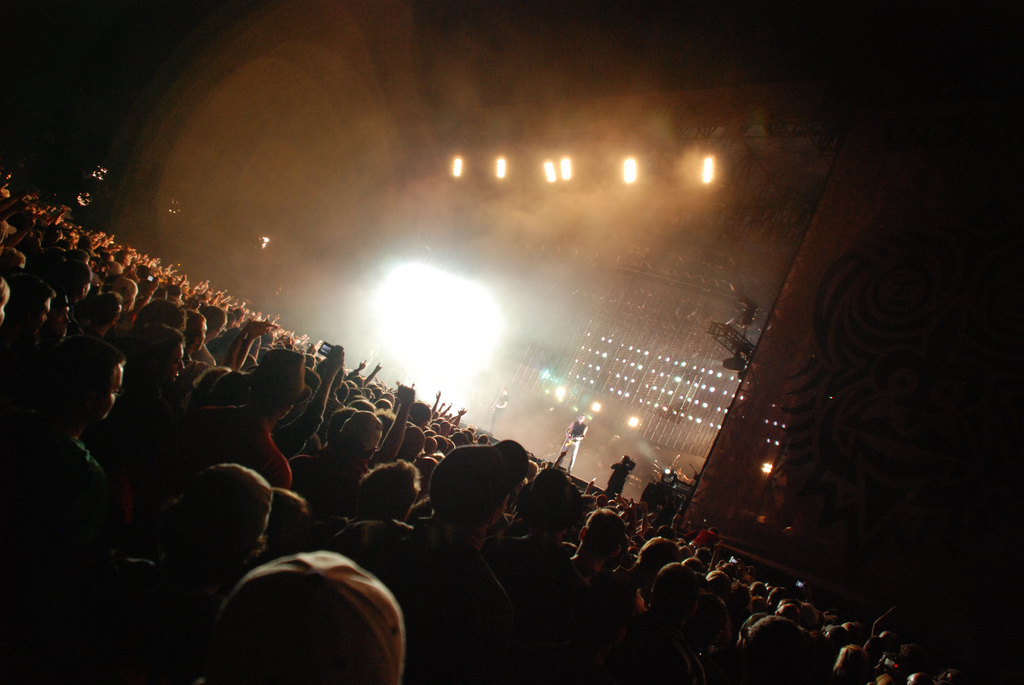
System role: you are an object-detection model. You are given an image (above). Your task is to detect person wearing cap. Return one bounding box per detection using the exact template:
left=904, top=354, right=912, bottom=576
left=482, top=467, right=584, bottom=645
left=166, top=348, right=312, bottom=490
left=201, top=552, right=405, bottom=685
left=376, top=445, right=515, bottom=685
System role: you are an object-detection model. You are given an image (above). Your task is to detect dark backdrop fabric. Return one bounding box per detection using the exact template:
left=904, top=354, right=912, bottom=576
left=686, top=102, right=1024, bottom=670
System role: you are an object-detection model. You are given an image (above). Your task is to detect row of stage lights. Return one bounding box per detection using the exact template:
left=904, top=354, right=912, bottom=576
left=451, top=155, right=715, bottom=184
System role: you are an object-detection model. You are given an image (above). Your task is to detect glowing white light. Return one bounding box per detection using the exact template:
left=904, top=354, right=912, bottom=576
left=628, top=416, right=640, bottom=428
left=452, top=157, right=463, bottom=177
left=496, top=157, right=506, bottom=178
left=591, top=402, right=601, bottom=412
left=555, top=386, right=566, bottom=400
left=702, top=156, right=715, bottom=184
left=623, top=158, right=637, bottom=183
left=261, top=237, right=270, bottom=249
left=560, top=157, right=572, bottom=180
left=374, top=263, right=501, bottom=384
left=544, top=161, right=557, bottom=183
left=761, top=462, right=773, bottom=474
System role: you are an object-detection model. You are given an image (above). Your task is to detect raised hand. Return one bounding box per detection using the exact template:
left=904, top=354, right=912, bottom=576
left=396, top=383, right=416, bottom=407
left=322, top=345, right=345, bottom=377
left=243, top=319, right=277, bottom=338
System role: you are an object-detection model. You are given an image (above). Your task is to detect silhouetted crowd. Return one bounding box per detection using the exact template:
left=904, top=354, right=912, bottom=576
left=0, top=185, right=969, bottom=684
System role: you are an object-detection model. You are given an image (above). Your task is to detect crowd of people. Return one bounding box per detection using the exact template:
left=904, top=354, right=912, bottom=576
left=0, top=183, right=971, bottom=684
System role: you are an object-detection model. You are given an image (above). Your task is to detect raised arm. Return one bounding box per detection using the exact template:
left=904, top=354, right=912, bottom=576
left=345, top=360, right=368, bottom=383
left=432, top=390, right=442, bottom=417
left=363, top=362, right=383, bottom=386
left=272, top=345, right=345, bottom=457
left=224, top=319, right=276, bottom=370
left=373, top=383, right=414, bottom=465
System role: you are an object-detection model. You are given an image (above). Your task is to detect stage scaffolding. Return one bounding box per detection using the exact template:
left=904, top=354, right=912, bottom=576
left=513, top=266, right=746, bottom=458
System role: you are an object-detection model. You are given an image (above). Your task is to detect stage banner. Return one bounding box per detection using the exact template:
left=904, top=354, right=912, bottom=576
left=686, top=102, right=1023, bottom=669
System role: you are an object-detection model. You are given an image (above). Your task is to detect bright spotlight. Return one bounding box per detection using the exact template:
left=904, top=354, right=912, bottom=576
left=452, top=157, right=463, bottom=177
left=544, top=161, right=557, bottom=183
left=628, top=416, right=640, bottom=428
left=560, top=157, right=572, bottom=180
left=374, top=263, right=502, bottom=379
left=555, top=386, right=566, bottom=400
left=761, top=462, right=773, bottom=474
left=702, top=156, right=714, bottom=184
left=591, top=402, right=601, bottom=412
left=623, top=158, right=637, bottom=184
left=260, top=237, right=270, bottom=249
left=496, top=157, right=506, bottom=179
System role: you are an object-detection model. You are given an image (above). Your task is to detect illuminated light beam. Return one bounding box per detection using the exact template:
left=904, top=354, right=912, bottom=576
left=623, top=158, right=637, bottom=184
left=628, top=416, right=640, bottom=428
left=560, top=157, right=572, bottom=180
left=702, top=156, right=715, bottom=184
left=761, top=462, right=773, bottom=474
left=374, top=263, right=503, bottom=384
left=544, top=161, right=557, bottom=183
left=496, top=157, right=506, bottom=178
left=452, top=157, right=463, bottom=177
left=555, top=386, right=566, bottom=400
left=591, top=402, right=601, bottom=412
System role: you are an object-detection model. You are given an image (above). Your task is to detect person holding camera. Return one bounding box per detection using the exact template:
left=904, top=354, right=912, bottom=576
left=605, top=455, right=635, bottom=498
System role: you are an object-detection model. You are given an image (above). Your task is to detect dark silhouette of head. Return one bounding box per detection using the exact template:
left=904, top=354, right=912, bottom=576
left=357, top=460, right=421, bottom=522
left=429, top=445, right=510, bottom=528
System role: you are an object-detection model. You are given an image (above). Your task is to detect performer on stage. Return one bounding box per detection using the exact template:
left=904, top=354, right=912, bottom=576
left=605, top=455, right=636, bottom=498
left=553, top=414, right=588, bottom=474
left=488, top=387, right=509, bottom=433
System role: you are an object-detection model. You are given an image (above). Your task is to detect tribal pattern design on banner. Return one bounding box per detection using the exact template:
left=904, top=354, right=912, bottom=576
left=782, top=202, right=1024, bottom=567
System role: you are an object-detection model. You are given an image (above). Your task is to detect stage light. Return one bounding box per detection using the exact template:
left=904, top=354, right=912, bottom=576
left=561, top=157, right=572, bottom=180
left=628, top=416, right=640, bottom=428
left=761, top=462, right=773, bottom=474
left=591, top=402, right=601, bottom=412
left=555, top=386, right=566, bottom=400
left=544, top=161, right=557, bottom=183
left=623, top=158, right=637, bottom=183
left=260, top=237, right=270, bottom=249
left=452, top=157, right=463, bottom=177
left=374, top=263, right=501, bottom=388
left=496, top=157, right=506, bottom=178
left=702, top=156, right=714, bottom=184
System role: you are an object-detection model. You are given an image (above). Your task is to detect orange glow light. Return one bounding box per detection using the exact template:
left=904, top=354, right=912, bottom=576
left=623, top=158, right=637, bottom=184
